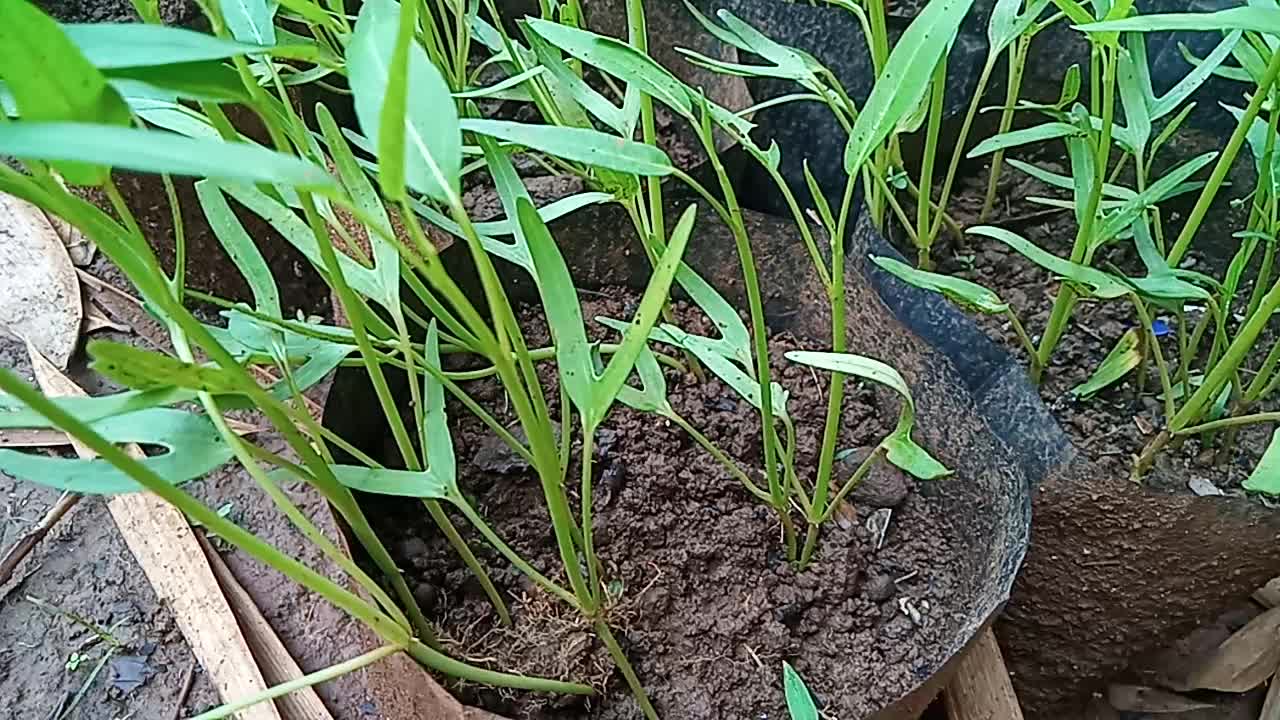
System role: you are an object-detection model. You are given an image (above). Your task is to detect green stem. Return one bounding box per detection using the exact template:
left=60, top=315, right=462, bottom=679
left=1171, top=278, right=1280, bottom=432
left=628, top=0, right=665, bottom=251
left=916, top=54, right=948, bottom=269
left=981, top=37, right=1029, bottom=223
left=1245, top=337, right=1280, bottom=402
left=931, top=57, right=997, bottom=240
left=406, top=638, right=593, bottom=694
left=667, top=411, right=771, bottom=502
left=192, top=645, right=403, bottom=720
left=822, top=445, right=887, bottom=522
left=580, top=427, right=601, bottom=604
left=595, top=621, right=658, bottom=720
left=1131, top=297, right=1175, bottom=425
left=425, top=500, right=512, bottom=626
left=695, top=101, right=796, bottom=559
left=1167, top=45, right=1280, bottom=266
left=452, top=496, right=579, bottom=608
left=1174, top=411, right=1280, bottom=436
left=1033, top=43, right=1119, bottom=382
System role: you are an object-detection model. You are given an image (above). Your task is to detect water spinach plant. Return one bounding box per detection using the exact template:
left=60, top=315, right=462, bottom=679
left=0, top=0, right=959, bottom=717
left=863, top=0, right=1280, bottom=485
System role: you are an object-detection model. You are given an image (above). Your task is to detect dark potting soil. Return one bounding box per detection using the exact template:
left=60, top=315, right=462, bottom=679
left=933, top=151, right=1277, bottom=495
left=365, top=293, right=965, bottom=720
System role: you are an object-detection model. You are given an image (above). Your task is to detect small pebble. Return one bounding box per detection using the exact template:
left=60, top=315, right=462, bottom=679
left=864, top=573, right=897, bottom=603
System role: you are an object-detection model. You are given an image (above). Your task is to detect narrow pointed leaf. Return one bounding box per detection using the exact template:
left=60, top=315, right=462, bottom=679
left=461, top=119, right=673, bottom=176
left=1078, top=7, right=1280, bottom=34
left=967, top=122, right=1082, bottom=158
left=0, top=123, right=336, bottom=189
left=783, top=663, right=819, bottom=720
left=422, top=321, right=457, bottom=487
left=63, top=23, right=300, bottom=68
left=871, top=256, right=1010, bottom=314
left=593, top=205, right=696, bottom=425
left=0, top=408, right=233, bottom=494
left=327, top=465, right=451, bottom=498
left=785, top=351, right=950, bottom=479
left=349, top=0, right=461, bottom=202
left=1243, top=430, right=1280, bottom=495
left=221, top=0, right=277, bottom=45
left=88, top=341, right=244, bottom=394
left=844, top=0, right=975, bottom=174
left=0, top=0, right=130, bottom=183
left=197, top=181, right=282, bottom=317
left=1072, top=328, right=1142, bottom=397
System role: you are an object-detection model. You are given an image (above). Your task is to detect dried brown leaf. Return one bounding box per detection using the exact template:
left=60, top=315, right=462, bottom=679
left=1107, top=684, right=1214, bottom=713
left=1256, top=578, right=1280, bottom=610
left=1185, top=606, right=1280, bottom=692
left=0, top=193, right=82, bottom=368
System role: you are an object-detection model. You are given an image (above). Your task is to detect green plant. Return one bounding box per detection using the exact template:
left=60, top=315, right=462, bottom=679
left=867, top=1, right=1280, bottom=483
left=0, top=0, right=956, bottom=716
left=783, top=661, right=820, bottom=720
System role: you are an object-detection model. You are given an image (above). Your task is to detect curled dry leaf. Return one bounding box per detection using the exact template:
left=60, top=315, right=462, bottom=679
left=42, top=210, right=95, bottom=266
left=1182, top=606, right=1280, bottom=693
left=1254, top=577, right=1280, bottom=610
left=0, top=193, right=82, bottom=368
left=1106, top=684, right=1214, bottom=713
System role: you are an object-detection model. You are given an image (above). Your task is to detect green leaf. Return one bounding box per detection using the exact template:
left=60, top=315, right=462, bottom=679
left=422, top=322, right=457, bottom=487
left=591, top=205, right=695, bottom=426
left=613, top=344, right=670, bottom=415
left=461, top=119, right=673, bottom=177
left=89, top=340, right=244, bottom=394
left=1243, top=429, right=1280, bottom=495
left=784, top=351, right=951, bottom=479
left=0, top=0, right=130, bottom=184
left=0, top=388, right=196, bottom=427
left=196, top=181, right=282, bottom=317
left=520, top=196, right=595, bottom=416
left=1150, top=30, right=1240, bottom=120
left=522, top=18, right=754, bottom=135
left=327, top=466, right=451, bottom=498
left=219, top=183, right=387, bottom=305
left=63, top=23, right=297, bottom=68
left=668, top=328, right=791, bottom=418
left=678, top=4, right=824, bottom=91
left=844, top=0, right=975, bottom=174
left=989, top=0, right=1053, bottom=53
left=0, top=123, right=336, bottom=189
left=783, top=662, right=819, bottom=720
left=1071, top=328, right=1142, bottom=397
left=106, top=62, right=251, bottom=104
left=220, top=0, right=277, bottom=45
left=0, top=408, right=233, bottom=494
left=348, top=0, right=461, bottom=202
left=967, top=122, right=1083, bottom=158
left=1078, top=7, right=1280, bottom=34
left=871, top=256, right=1010, bottom=314
left=969, top=225, right=1127, bottom=298
left=316, top=104, right=399, bottom=305
left=375, top=0, right=416, bottom=200
left=1098, top=151, right=1217, bottom=243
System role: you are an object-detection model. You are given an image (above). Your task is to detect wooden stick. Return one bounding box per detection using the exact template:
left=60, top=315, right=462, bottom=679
left=0, top=491, right=81, bottom=585
left=945, top=628, right=1025, bottom=720
left=26, top=343, right=281, bottom=720
left=198, top=533, right=335, bottom=720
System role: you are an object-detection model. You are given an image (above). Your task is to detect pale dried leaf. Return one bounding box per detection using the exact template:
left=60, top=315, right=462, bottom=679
left=0, top=193, right=82, bottom=368
left=1262, top=672, right=1280, bottom=720
left=1188, top=477, right=1225, bottom=497
left=0, top=428, right=73, bottom=448
left=78, top=270, right=169, bottom=352
left=1255, top=578, right=1280, bottom=610
left=1107, top=684, right=1214, bottom=713
left=1185, top=606, right=1280, bottom=692
left=83, top=302, right=131, bottom=334
left=43, top=210, right=95, bottom=266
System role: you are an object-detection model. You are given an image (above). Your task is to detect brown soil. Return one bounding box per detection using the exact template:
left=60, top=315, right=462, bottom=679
left=365, top=292, right=965, bottom=720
